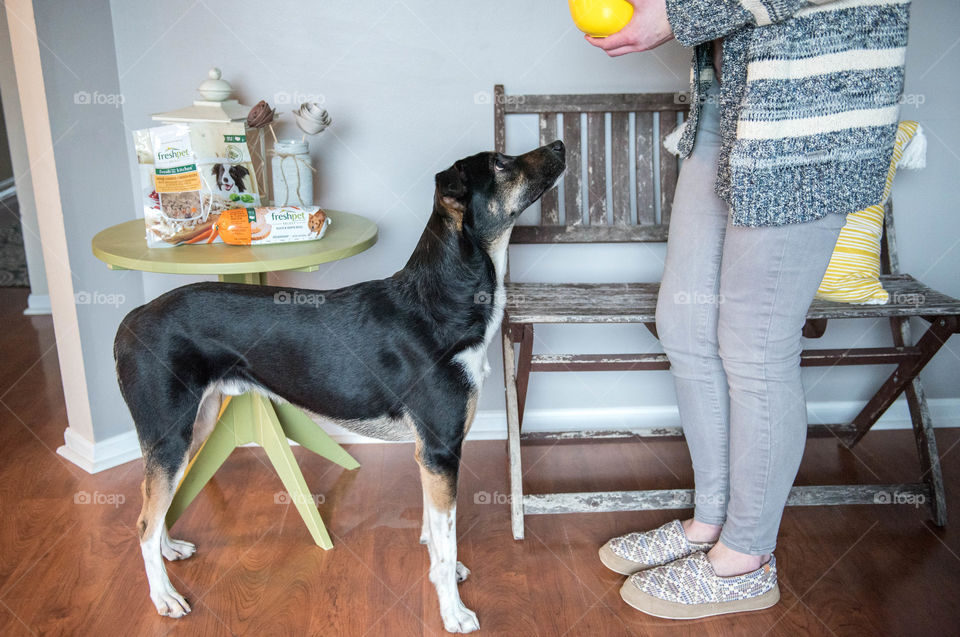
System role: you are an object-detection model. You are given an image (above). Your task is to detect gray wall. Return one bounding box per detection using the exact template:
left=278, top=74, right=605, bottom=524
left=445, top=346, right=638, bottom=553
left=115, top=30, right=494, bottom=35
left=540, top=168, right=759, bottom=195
left=44, top=0, right=960, bottom=438
left=34, top=0, right=144, bottom=438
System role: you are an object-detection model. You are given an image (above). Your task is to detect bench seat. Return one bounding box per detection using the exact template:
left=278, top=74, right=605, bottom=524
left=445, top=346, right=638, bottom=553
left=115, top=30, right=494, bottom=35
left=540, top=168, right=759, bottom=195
left=506, top=274, right=960, bottom=324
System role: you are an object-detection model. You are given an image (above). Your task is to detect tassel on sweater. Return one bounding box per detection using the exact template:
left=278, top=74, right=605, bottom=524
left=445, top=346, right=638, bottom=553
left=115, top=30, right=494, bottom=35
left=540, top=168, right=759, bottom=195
left=897, top=124, right=926, bottom=170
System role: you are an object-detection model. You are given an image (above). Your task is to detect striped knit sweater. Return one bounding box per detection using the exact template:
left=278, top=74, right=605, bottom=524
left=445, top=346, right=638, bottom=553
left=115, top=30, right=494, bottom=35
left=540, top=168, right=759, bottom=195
left=665, top=0, right=912, bottom=227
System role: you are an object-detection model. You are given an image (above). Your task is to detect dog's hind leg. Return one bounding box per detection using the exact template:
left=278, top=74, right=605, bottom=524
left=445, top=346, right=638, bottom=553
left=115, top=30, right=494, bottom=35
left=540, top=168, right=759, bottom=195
left=138, top=454, right=191, bottom=617
left=417, top=444, right=479, bottom=633
left=158, top=387, right=221, bottom=562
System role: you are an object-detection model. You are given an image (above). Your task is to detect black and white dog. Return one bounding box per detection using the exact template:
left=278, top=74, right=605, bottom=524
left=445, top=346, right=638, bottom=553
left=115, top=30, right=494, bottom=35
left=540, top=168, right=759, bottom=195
left=211, top=162, right=249, bottom=194
left=115, top=141, right=565, bottom=633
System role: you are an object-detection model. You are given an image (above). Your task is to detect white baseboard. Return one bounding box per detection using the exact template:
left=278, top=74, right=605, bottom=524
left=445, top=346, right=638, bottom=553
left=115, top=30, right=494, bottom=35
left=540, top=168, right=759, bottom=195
left=57, top=427, right=142, bottom=474
left=59, top=398, right=960, bottom=473
left=329, top=397, right=960, bottom=443
left=23, top=293, right=51, bottom=315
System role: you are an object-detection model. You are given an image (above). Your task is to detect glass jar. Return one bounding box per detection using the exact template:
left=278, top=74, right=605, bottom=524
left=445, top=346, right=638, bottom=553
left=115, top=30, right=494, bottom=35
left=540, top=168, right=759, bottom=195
left=271, top=139, right=313, bottom=206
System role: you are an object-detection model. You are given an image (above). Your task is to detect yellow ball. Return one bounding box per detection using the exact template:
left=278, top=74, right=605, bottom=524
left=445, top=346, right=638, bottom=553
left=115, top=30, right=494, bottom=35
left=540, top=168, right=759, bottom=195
left=568, top=0, right=634, bottom=38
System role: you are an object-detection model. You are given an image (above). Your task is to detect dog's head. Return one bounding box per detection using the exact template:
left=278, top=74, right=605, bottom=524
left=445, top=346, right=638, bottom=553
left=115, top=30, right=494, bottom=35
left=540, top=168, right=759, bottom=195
left=434, top=141, right=565, bottom=244
left=211, top=164, right=249, bottom=193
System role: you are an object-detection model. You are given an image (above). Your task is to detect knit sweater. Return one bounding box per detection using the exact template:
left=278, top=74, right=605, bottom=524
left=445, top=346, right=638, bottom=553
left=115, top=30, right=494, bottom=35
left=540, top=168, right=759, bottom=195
left=665, top=0, right=912, bottom=227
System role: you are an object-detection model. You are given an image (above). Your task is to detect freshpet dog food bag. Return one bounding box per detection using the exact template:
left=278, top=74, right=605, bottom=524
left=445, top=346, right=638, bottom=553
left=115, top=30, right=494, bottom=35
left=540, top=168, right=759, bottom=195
left=133, top=122, right=263, bottom=247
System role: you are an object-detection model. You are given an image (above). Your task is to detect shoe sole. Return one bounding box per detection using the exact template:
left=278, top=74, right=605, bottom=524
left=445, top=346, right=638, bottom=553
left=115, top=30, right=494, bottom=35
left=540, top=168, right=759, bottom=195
left=620, top=581, right=780, bottom=619
left=598, top=542, right=646, bottom=576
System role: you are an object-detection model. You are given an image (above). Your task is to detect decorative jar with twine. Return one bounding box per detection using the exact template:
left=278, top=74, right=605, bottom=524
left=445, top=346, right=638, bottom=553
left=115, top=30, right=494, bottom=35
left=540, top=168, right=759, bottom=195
left=271, top=139, right=315, bottom=206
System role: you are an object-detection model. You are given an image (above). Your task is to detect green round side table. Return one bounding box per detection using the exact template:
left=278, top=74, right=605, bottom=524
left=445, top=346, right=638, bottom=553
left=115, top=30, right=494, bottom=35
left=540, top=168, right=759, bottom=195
left=92, top=210, right=378, bottom=549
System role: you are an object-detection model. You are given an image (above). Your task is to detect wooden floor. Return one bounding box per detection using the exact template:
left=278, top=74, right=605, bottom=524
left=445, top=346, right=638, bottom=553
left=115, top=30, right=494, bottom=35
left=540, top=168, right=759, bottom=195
left=1, top=286, right=959, bottom=637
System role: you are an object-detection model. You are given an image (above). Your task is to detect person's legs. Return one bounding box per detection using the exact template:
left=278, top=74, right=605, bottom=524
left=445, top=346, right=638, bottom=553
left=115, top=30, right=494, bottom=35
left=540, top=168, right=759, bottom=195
left=655, top=80, right=730, bottom=539
left=709, top=211, right=846, bottom=575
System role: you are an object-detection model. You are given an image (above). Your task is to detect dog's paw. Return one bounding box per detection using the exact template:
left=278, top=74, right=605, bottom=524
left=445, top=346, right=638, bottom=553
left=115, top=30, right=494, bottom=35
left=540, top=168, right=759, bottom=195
left=420, top=532, right=429, bottom=545
left=455, top=561, right=471, bottom=583
left=442, top=603, right=479, bottom=633
left=151, top=586, right=191, bottom=618
left=161, top=536, right=196, bottom=561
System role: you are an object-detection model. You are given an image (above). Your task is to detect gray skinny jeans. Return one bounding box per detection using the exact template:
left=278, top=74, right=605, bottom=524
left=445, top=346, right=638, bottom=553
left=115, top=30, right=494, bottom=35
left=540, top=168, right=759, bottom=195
left=656, top=80, right=846, bottom=555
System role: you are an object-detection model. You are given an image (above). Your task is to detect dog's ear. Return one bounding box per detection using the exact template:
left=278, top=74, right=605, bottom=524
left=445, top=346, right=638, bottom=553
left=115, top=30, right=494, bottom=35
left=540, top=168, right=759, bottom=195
left=211, top=163, right=222, bottom=177
left=435, top=163, right=466, bottom=200
left=232, top=165, right=249, bottom=179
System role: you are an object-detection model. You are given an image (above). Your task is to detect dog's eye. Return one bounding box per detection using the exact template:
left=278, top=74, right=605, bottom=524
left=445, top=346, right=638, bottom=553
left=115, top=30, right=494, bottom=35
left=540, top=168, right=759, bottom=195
left=494, top=157, right=507, bottom=172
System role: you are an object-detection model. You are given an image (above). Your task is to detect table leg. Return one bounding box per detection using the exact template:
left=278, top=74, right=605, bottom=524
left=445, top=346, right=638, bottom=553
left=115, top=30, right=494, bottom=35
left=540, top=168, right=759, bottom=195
left=166, top=390, right=357, bottom=548
left=166, top=393, right=250, bottom=528
left=254, top=394, right=334, bottom=549
left=219, top=272, right=266, bottom=285
left=274, top=401, right=361, bottom=470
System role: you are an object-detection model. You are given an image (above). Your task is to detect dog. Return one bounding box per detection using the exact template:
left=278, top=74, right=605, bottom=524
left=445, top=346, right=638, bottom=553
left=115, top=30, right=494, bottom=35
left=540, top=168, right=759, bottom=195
left=114, top=141, right=565, bottom=633
left=211, top=162, right=249, bottom=194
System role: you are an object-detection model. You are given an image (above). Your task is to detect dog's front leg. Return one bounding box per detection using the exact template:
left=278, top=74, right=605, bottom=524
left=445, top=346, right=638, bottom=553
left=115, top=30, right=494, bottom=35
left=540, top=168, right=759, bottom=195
left=419, top=465, right=479, bottom=633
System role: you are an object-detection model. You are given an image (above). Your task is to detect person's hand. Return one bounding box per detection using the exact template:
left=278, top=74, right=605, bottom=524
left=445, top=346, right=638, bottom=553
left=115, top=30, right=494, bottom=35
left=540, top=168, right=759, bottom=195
left=585, top=0, right=674, bottom=57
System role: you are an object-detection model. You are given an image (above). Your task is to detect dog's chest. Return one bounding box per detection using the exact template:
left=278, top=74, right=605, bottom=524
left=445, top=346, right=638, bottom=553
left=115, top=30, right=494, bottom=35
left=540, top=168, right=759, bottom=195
left=454, top=231, right=510, bottom=388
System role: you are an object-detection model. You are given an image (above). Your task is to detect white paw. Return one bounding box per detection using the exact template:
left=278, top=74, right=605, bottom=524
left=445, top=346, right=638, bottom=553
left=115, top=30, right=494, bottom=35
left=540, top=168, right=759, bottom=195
left=442, top=603, right=479, bottom=633
left=420, top=532, right=429, bottom=545
left=161, top=537, right=196, bottom=561
left=151, top=586, right=191, bottom=618
left=456, top=561, right=471, bottom=583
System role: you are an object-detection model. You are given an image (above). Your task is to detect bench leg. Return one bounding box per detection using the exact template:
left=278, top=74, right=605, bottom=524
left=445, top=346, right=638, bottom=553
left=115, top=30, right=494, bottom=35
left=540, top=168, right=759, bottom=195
left=503, top=324, right=525, bottom=540
left=844, top=317, right=956, bottom=447
left=516, top=325, right=534, bottom=427
left=890, top=316, right=948, bottom=526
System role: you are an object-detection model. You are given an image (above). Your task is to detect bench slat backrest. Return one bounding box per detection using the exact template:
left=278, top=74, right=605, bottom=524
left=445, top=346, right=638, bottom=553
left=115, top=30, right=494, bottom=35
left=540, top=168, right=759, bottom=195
left=494, top=85, right=688, bottom=244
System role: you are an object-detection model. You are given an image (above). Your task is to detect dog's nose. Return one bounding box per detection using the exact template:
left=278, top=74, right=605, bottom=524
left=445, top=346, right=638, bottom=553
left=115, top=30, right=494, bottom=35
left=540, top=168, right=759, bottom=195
left=548, top=140, right=564, bottom=154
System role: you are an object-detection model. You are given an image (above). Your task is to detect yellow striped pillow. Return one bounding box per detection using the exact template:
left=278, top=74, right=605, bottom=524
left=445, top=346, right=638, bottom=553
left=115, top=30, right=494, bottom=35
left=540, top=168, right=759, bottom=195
left=816, top=121, right=924, bottom=304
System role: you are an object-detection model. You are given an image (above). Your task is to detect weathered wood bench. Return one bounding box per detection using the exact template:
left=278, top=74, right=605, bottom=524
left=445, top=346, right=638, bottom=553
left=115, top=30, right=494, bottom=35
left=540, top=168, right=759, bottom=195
left=494, top=84, right=960, bottom=540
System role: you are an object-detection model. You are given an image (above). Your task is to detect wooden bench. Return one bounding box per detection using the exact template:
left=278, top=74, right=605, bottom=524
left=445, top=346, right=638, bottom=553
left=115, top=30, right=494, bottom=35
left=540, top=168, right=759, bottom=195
left=494, top=84, right=960, bottom=540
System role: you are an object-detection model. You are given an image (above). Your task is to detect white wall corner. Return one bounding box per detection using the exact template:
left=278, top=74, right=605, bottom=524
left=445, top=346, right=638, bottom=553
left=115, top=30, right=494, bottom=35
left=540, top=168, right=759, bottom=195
left=57, top=426, right=141, bottom=474
left=23, top=293, right=51, bottom=315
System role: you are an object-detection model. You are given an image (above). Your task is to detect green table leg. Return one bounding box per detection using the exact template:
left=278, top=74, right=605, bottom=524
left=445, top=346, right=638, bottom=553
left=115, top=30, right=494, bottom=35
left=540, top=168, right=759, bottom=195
left=274, top=401, right=360, bottom=471
left=254, top=395, right=333, bottom=549
left=165, top=390, right=359, bottom=548
left=166, top=394, right=248, bottom=528
left=219, top=272, right=266, bottom=284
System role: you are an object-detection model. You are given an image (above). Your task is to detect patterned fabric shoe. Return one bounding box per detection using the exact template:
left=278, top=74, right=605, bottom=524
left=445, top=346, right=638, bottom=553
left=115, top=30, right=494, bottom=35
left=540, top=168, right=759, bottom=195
left=598, top=520, right=715, bottom=575
left=620, top=552, right=780, bottom=619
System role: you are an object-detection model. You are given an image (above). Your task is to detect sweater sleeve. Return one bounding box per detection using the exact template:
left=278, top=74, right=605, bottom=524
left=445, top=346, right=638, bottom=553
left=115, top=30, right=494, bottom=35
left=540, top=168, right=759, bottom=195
left=665, top=0, right=844, bottom=47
